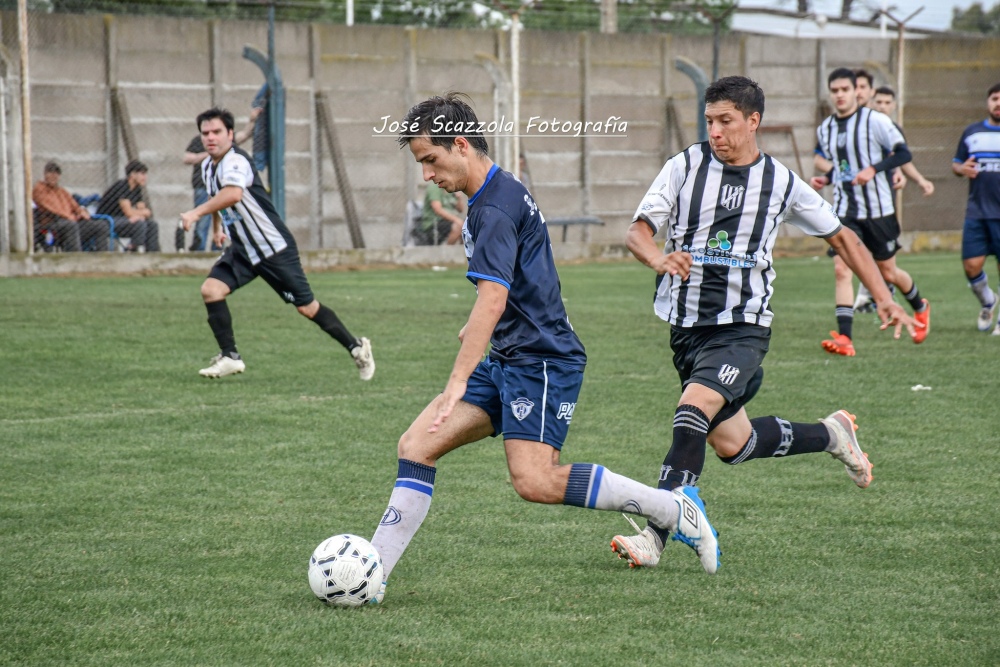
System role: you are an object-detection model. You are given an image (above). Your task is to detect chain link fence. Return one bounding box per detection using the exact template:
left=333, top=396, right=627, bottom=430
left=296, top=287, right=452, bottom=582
left=0, top=1, right=996, bottom=261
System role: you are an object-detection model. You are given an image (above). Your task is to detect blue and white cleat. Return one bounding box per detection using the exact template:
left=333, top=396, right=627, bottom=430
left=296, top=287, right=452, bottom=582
left=671, top=486, right=720, bottom=574
left=977, top=301, right=997, bottom=332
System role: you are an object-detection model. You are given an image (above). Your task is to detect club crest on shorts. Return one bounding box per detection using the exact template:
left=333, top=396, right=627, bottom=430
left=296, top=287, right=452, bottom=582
left=510, top=397, right=534, bottom=421
left=718, top=364, right=740, bottom=385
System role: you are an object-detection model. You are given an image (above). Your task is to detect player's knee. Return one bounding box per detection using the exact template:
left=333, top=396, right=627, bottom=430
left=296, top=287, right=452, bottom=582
left=833, top=261, right=853, bottom=281
left=200, top=280, right=226, bottom=302
left=509, top=469, right=559, bottom=504
left=707, top=432, right=742, bottom=459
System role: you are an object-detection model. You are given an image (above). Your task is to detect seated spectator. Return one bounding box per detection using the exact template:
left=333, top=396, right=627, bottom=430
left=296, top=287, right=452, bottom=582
left=32, top=161, right=109, bottom=252
left=97, top=160, right=161, bottom=252
left=416, top=181, right=465, bottom=246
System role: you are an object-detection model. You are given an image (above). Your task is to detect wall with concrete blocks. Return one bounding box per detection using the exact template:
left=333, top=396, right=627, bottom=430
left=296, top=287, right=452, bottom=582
left=3, top=11, right=992, bottom=255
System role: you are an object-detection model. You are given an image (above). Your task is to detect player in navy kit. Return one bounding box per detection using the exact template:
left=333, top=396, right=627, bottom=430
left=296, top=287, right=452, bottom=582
left=953, top=82, right=1000, bottom=333
left=364, top=93, right=719, bottom=604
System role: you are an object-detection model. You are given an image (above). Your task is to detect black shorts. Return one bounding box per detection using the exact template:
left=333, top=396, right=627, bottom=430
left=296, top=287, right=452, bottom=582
left=670, top=323, right=769, bottom=428
left=826, top=215, right=901, bottom=261
left=209, top=246, right=315, bottom=307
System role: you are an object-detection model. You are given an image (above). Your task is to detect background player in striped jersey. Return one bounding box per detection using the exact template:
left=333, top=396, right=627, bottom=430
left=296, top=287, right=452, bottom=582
left=179, top=107, right=374, bottom=380
left=953, top=82, right=1000, bottom=334
left=610, top=76, right=918, bottom=569
left=810, top=68, right=930, bottom=357
left=365, top=93, right=719, bottom=604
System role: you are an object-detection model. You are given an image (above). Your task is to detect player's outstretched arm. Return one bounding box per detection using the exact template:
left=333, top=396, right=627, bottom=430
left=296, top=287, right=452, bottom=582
left=900, top=162, right=934, bottom=196
left=429, top=279, right=508, bottom=433
left=180, top=185, right=242, bottom=231
left=826, top=227, right=919, bottom=340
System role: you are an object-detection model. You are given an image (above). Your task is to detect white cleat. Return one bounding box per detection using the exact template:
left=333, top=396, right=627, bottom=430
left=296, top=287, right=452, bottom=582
left=853, top=285, right=874, bottom=313
left=671, top=486, right=721, bottom=575
left=611, top=514, right=663, bottom=568
left=351, top=337, right=375, bottom=381
left=822, top=410, right=873, bottom=489
left=993, top=322, right=1000, bottom=337
left=199, top=353, right=245, bottom=378
left=977, top=301, right=997, bottom=332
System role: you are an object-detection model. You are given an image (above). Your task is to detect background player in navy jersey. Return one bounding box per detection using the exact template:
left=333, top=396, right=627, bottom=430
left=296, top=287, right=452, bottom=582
left=810, top=68, right=930, bottom=357
left=179, top=107, right=374, bottom=380
left=610, top=76, right=918, bottom=569
left=953, top=82, right=1000, bottom=334
left=364, top=93, right=718, bottom=604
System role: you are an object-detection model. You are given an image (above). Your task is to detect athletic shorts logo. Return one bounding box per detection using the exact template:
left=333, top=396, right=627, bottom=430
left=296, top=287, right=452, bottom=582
left=719, top=184, right=745, bottom=211
left=511, top=397, right=535, bottom=421
left=556, top=402, right=576, bottom=423
left=380, top=506, right=402, bottom=526
left=718, top=364, right=740, bottom=385
left=282, top=291, right=295, bottom=303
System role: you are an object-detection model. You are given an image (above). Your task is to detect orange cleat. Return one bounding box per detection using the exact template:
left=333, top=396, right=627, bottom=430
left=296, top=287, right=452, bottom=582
left=821, top=331, right=856, bottom=357
left=912, top=299, right=930, bottom=344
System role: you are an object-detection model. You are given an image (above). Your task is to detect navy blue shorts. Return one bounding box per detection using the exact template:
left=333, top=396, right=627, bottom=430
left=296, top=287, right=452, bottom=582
left=961, top=217, right=1000, bottom=260
left=461, top=357, right=584, bottom=450
left=209, top=245, right=315, bottom=307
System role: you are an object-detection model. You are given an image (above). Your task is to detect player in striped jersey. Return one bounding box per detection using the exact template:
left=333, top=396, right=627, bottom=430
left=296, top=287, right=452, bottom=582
left=811, top=68, right=930, bottom=356
left=610, top=76, right=919, bottom=569
left=179, top=107, right=374, bottom=380
left=953, top=82, right=1000, bottom=334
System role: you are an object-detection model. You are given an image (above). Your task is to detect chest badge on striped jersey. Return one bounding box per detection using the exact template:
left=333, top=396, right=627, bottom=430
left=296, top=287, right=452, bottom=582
left=511, top=397, right=534, bottom=421
left=719, top=184, right=745, bottom=211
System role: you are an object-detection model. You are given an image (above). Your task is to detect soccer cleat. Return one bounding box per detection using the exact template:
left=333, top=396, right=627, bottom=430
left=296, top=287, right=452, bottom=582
left=199, top=353, right=245, bottom=378
left=671, top=486, right=720, bottom=575
left=821, top=331, right=856, bottom=357
left=977, top=301, right=997, bottom=332
left=912, top=299, right=930, bottom=344
left=993, top=321, right=1000, bottom=337
left=821, top=410, right=873, bottom=489
left=351, top=337, right=375, bottom=381
left=853, top=285, right=874, bottom=313
left=611, top=514, right=663, bottom=568
left=366, top=579, right=386, bottom=605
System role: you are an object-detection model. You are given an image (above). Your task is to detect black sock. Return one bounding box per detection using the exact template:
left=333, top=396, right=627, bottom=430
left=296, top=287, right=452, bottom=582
left=649, top=404, right=709, bottom=540
left=311, top=303, right=357, bottom=350
left=903, top=283, right=925, bottom=312
left=718, top=416, right=831, bottom=464
left=836, top=305, right=853, bottom=339
left=206, top=300, right=237, bottom=357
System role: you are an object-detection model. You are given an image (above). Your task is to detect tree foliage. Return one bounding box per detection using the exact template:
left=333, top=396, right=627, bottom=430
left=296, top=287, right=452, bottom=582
left=951, top=2, right=1000, bottom=34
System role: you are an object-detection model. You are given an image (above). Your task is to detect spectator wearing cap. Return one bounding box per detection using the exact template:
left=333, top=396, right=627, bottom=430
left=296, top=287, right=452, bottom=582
left=32, top=161, right=109, bottom=252
left=96, top=160, right=161, bottom=252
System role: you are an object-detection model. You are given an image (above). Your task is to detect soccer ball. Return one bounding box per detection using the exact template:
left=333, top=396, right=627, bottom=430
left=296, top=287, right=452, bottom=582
left=308, top=534, right=384, bottom=607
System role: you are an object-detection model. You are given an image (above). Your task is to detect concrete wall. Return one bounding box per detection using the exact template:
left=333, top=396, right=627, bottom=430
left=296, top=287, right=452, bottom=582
left=2, top=11, right=992, bottom=255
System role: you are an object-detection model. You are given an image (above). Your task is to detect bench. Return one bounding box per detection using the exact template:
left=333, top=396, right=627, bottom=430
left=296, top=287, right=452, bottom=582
left=546, top=216, right=605, bottom=242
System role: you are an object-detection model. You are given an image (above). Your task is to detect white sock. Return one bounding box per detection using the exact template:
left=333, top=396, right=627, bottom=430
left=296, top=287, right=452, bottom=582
left=370, top=459, right=435, bottom=579
left=969, top=271, right=995, bottom=307
left=563, top=463, right=679, bottom=531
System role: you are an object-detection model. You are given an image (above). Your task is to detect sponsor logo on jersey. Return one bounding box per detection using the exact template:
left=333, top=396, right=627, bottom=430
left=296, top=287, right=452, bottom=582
left=511, top=397, right=535, bottom=421
left=524, top=194, right=538, bottom=217
left=718, top=364, right=740, bottom=385
left=683, top=231, right=756, bottom=268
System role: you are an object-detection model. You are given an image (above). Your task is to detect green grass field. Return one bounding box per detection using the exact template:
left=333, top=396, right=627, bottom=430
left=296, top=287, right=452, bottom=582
left=2, top=253, right=998, bottom=666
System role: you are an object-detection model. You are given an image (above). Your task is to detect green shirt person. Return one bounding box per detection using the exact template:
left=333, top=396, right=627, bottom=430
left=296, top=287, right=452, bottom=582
left=418, top=182, right=465, bottom=245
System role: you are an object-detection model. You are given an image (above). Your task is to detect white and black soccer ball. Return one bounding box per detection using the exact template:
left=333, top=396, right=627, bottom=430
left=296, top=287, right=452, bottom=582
left=308, top=534, right=384, bottom=607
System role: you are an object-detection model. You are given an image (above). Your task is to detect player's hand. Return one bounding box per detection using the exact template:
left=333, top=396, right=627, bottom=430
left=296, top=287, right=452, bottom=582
left=428, top=379, right=467, bottom=433
left=876, top=301, right=923, bottom=340
left=457, top=324, right=467, bottom=344
left=179, top=210, right=199, bottom=231
left=892, top=171, right=907, bottom=190
left=212, top=227, right=227, bottom=247
left=650, top=251, right=693, bottom=281
left=919, top=179, right=934, bottom=196
left=959, top=157, right=978, bottom=179
left=852, top=166, right=877, bottom=186
left=809, top=176, right=829, bottom=190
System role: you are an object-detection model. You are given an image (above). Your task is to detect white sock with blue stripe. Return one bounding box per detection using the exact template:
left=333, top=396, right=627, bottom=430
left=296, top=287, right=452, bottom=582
left=562, top=463, right=678, bottom=531
left=371, top=459, right=436, bottom=579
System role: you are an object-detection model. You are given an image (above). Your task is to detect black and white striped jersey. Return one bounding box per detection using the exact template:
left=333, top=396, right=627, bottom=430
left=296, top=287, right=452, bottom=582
left=634, top=142, right=841, bottom=328
left=202, top=146, right=295, bottom=265
left=816, top=107, right=906, bottom=220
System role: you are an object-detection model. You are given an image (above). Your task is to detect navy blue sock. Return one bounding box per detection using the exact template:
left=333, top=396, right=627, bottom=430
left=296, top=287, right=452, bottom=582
left=205, top=300, right=237, bottom=357
left=902, top=282, right=925, bottom=312
left=718, top=417, right=831, bottom=464
left=836, top=305, right=853, bottom=339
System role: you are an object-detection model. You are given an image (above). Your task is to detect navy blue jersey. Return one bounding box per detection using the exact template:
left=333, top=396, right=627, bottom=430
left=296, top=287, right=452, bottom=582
left=954, top=120, right=1000, bottom=220
left=462, top=165, right=586, bottom=366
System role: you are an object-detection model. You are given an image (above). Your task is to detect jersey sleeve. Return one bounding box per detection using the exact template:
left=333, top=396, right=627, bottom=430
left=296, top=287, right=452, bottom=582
left=633, top=153, right=685, bottom=234
left=872, top=111, right=906, bottom=150
left=815, top=126, right=832, bottom=160
left=784, top=175, right=842, bottom=238
left=954, top=128, right=970, bottom=163
left=218, top=152, right=254, bottom=189
left=466, top=206, right=518, bottom=290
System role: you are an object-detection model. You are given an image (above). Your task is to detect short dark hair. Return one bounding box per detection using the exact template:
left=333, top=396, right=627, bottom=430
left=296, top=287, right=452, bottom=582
left=853, top=68, right=874, bottom=87
left=704, top=76, right=765, bottom=120
left=44, top=160, right=61, bottom=174
left=125, top=160, right=148, bottom=175
left=988, top=82, right=1000, bottom=98
left=828, top=67, right=856, bottom=88
left=196, top=107, right=235, bottom=133
left=874, top=86, right=895, bottom=98
left=397, top=92, right=489, bottom=157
